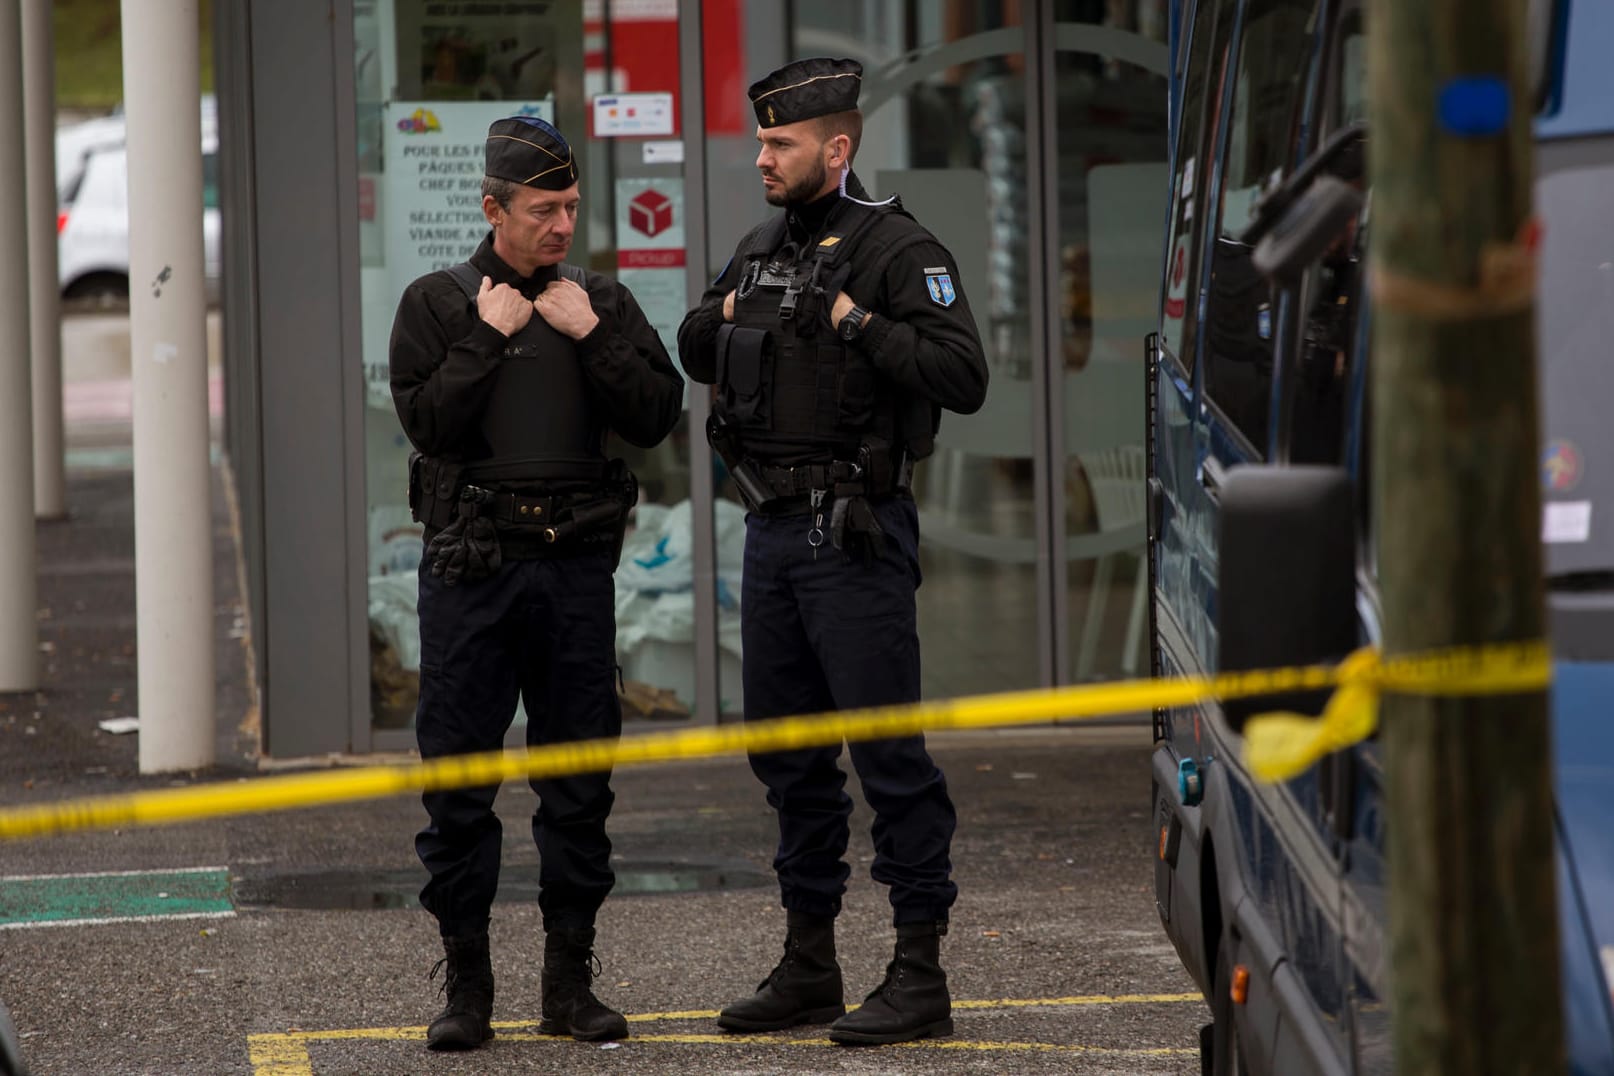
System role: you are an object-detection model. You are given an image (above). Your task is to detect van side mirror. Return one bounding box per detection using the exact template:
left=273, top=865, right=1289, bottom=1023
left=1251, top=176, right=1363, bottom=282
left=1217, top=466, right=1358, bottom=730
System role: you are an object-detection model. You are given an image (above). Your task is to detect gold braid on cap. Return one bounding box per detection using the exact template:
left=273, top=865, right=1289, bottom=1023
left=751, top=71, right=860, bottom=101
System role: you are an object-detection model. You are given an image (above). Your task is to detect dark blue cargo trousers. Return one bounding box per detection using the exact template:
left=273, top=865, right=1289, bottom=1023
left=413, top=550, right=620, bottom=937
left=741, top=496, right=958, bottom=925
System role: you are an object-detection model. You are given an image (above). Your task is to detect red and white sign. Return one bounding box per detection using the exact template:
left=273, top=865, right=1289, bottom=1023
left=615, top=178, right=688, bottom=381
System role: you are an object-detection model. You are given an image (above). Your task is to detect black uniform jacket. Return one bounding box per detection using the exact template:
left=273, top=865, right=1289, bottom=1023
left=677, top=174, right=988, bottom=420
left=391, top=234, right=684, bottom=461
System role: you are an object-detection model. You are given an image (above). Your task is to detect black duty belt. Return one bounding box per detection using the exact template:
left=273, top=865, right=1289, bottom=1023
left=752, top=454, right=914, bottom=510
left=478, top=490, right=562, bottom=527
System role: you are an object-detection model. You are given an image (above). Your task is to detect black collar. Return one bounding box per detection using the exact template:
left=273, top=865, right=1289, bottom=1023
left=468, top=233, right=560, bottom=298
left=784, top=170, right=879, bottom=245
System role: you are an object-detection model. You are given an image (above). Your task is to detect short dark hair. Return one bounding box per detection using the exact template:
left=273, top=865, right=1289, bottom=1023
left=481, top=175, right=519, bottom=211
left=814, top=110, right=862, bottom=164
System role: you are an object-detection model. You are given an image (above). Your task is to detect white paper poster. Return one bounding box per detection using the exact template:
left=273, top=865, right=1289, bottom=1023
left=614, top=177, right=687, bottom=380
left=382, top=99, right=554, bottom=302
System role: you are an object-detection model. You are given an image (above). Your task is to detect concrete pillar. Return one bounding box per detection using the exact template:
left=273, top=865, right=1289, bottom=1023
left=0, top=0, right=37, bottom=693
left=122, top=0, right=214, bottom=771
left=24, top=0, right=63, bottom=520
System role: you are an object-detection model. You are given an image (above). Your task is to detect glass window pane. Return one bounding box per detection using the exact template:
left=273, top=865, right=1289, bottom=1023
left=1159, top=0, right=1226, bottom=367
left=1060, top=1, right=1171, bottom=683
left=714, top=3, right=1038, bottom=706
left=355, top=0, right=695, bottom=734
left=1201, top=0, right=1316, bottom=454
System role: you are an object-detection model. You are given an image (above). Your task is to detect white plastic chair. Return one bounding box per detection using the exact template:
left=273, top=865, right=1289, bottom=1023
left=917, top=359, right=1147, bottom=675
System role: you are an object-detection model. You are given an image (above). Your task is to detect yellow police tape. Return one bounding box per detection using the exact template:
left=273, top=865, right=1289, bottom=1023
left=0, top=640, right=1552, bottom=841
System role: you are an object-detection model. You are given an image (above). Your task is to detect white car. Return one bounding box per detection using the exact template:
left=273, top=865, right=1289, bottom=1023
left=55, top=98, right=220, bottom=305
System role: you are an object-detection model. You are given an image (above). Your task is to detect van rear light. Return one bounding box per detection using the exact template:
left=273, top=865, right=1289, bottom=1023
left=56, top=210, right=68, bottom=234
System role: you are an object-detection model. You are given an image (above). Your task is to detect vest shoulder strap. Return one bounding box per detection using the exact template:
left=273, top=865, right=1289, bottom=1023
left=445, top=262, right=482, bottom=301
left=809, top=198, right=898, bottom=270
left=738, top=217, right=789, bottom=261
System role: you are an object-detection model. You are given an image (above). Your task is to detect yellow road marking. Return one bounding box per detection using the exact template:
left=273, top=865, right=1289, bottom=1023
left=246, top=993, right=1204, bottom=1074
left=953, top=992, right=1202, bottom=1009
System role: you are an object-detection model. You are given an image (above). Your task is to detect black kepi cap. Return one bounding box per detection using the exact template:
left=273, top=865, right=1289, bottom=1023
left=748, top=57, right=862, bottom=129
left=484, top=116, right=578, bottom=190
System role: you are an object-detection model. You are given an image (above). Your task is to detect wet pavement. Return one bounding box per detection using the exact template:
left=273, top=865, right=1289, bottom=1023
left=0, top=315, right=1205, bottom=1075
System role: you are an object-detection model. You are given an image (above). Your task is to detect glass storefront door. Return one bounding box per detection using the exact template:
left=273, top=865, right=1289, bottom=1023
left=711, top=1, right=1170, bottom=703
left=346, top=0, right=1169, bottom=746
left=354, top=0, right=697, bottom=744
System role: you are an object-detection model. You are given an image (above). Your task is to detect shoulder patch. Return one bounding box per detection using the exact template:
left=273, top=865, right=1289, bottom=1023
left=921, top=266, right=948, bottom=274
left=924, top=269, right=957, bottom=307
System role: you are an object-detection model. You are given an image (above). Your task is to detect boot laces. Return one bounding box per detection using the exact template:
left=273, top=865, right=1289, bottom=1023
left=758, top=934, right=801, bottom=991
left=551, top=944, right=605, bottom=991
left=429, top=956, right=458, bottom=998
left=864, top=956, right=904, bottom=1003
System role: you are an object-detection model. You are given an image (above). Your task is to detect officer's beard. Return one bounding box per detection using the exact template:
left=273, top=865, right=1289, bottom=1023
left=767, top=160, right=830, bottom=207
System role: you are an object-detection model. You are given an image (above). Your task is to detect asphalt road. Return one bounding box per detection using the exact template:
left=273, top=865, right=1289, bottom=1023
left=0, top=727, right=1204, bottom=1076
left=1, top=313, right=1203, bottom=1074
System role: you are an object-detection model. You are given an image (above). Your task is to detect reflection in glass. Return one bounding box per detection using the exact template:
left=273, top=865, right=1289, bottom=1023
left=1061, top=3, right=1170, bottom=681
left=745, top=3, right=1040, bottom=702
left=358, top=0, right=695, bottom=733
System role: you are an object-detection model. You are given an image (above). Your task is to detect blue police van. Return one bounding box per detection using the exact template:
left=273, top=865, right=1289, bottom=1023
left=1147, top=0, right=1614, bottom=1072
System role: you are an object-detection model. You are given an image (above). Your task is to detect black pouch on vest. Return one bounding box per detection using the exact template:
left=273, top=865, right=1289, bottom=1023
left=716, top=324, right=773, bottom=425
left=409, top=453, right=468, bottom=532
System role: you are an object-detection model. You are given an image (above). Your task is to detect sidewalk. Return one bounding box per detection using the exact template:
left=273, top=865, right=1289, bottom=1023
left=1, top=312, right=254, bottom=810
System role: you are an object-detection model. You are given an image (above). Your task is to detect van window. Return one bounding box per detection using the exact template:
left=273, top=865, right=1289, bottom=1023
left=1291, top=12, right=1366, bottom=467
left=1202, top=0, right=1318, bottom=455
left=1159, top=0, right=1232, bottom=368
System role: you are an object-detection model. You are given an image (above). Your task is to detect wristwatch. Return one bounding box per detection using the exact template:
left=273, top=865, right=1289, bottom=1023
left=837, top=304, right=870, bottom=341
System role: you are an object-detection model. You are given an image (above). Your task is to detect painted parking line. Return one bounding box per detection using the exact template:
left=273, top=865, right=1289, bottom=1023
left=0, top=867, right=234, bottom=930
left=246, top=994, right=1204, bottom=1074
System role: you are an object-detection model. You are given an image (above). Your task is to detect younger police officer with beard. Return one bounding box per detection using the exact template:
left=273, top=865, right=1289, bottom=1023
left=390, top=116, right=682, bottom=1051
left=677, top=58, right=988, bottom=1046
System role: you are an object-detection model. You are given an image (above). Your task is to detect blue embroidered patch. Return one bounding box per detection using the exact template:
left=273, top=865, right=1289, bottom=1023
left=925, top=272, right=956, bottom=307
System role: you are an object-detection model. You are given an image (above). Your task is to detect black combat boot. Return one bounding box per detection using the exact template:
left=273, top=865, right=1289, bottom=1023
left=717, top=911, right=845, bottom=1032
left=426, top=932, right=495, bottom=1051
left=828, top=920, right=953, bottom=1045
left=538, top=926, right=629, bottom=1041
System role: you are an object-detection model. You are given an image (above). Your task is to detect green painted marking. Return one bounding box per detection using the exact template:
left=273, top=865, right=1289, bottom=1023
left=0, top=868, right=233, bottom=927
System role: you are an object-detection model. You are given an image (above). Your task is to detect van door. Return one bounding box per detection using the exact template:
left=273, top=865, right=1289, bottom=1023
left=1198, top=1, right=1359, bottom=1071
left=1153, top=0, right=1229, bottom=704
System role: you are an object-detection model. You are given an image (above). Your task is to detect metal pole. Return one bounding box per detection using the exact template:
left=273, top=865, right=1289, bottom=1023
left=23, top=0, right=62, bottom=521
left=0, top=0, right=37, bottom=693
left=680, top=1, right=720, bottom=723
left=122, top=0, right=215, bottom=772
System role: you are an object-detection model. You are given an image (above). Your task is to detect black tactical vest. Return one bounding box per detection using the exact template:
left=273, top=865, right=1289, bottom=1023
left=446, top=262, right=607, bottom=482
left=716, top=200, right=903, bottom=464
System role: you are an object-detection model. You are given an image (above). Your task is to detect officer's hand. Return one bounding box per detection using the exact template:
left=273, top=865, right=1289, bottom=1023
left=723, top=290, right=736, bottom=322
left=534, top=279, right=601, bottom=341
left=477, top=276, right=534, bottom=337
left=830, top=291, right=867, bottom=327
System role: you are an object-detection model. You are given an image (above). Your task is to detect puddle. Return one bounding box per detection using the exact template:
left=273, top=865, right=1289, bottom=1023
left=232, top=860, right=770, bottom=911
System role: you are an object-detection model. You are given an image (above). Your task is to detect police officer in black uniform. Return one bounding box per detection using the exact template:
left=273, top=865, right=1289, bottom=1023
left=677, top=58, right=988, bottom=1046
left=390, top=116, right=683, bottom=1051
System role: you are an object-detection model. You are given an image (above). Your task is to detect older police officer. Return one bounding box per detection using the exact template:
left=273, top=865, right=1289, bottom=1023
left=390, top=116, right=682, bottom=1050
left=677, top=58, right=988, bottom=1045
